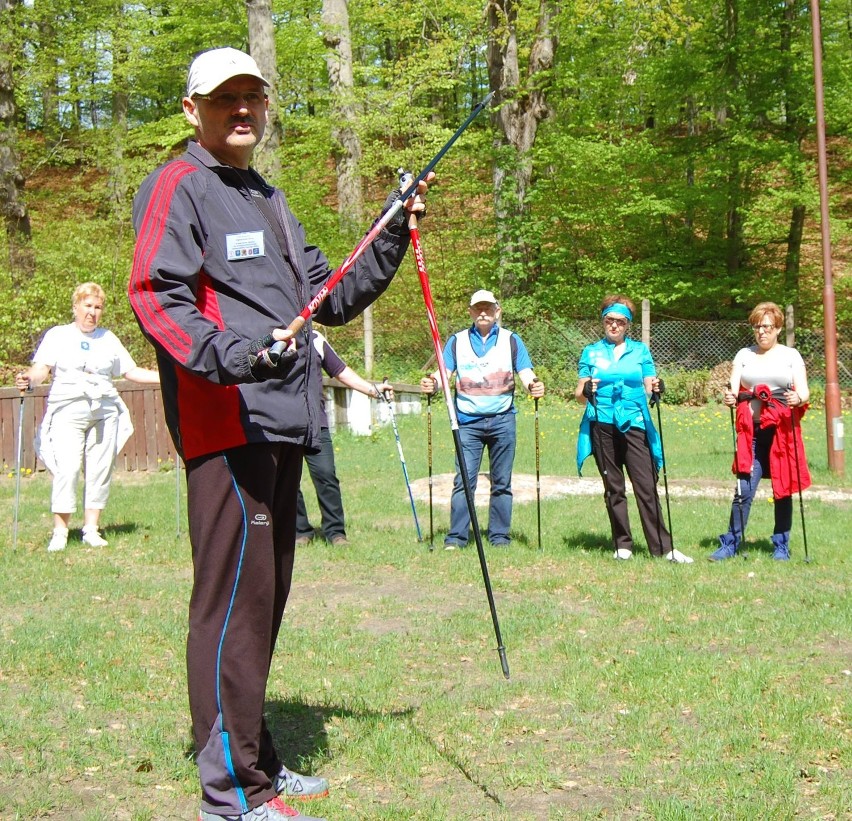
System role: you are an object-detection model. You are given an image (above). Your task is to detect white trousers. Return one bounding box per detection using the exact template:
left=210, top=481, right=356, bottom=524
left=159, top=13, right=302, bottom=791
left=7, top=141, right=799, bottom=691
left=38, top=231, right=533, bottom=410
left=42, top=398, right=121, bottom=514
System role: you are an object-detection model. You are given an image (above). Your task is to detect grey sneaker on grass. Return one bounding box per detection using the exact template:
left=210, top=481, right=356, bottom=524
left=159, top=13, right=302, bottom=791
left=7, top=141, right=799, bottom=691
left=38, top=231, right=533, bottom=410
left=198, top=795, right=326, bottom=821
left=274, top=765, right=329, bottom=800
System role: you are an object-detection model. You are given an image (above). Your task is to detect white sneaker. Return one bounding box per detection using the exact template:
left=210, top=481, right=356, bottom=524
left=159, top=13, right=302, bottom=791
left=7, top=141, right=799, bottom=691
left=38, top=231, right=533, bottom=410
left=613, top=548, right=633, bottom=560
left=47, top=528, right=68, bottom=552
left=664, top=549, right=694, bottom=564
left=81, top=526, right=108, bottom=547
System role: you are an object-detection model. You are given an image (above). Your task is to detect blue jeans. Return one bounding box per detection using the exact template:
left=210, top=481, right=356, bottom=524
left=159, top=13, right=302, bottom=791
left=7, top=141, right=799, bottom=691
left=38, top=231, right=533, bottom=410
left=446, top=412, right=516, bottom=546
left=721, top=423, right=792, bottom=551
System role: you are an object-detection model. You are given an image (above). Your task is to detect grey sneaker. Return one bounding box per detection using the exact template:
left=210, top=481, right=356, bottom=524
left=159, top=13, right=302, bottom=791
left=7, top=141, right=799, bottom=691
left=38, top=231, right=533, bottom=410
left=198, top=796, right=326, bottom=821
left=274, top=765, right=329, bottom=801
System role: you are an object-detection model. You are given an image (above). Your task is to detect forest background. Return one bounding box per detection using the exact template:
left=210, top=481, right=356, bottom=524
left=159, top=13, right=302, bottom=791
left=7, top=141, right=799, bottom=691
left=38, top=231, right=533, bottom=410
left=0, top=0, right=849, bottom=387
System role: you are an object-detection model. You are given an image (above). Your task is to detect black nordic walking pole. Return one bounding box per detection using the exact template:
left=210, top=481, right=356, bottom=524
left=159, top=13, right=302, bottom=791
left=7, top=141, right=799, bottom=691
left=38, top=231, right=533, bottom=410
left=265, top=92, right=495, bottom=364
left=650, top=383, right=675, bottom=558
left=12, top=387, right=29, bottom=551
left=728, top=384, right=747, bottom=552
left=427, top=392, right=434, bottom=551
left=787, top=387, right=810, bottom=563
left=381, top=378, right=423, bottom=542
left=407, top=205, right=510, bottom=680
left=533, top=379, right=542, bottom=551
left=588, top=383, right=617, bottom=555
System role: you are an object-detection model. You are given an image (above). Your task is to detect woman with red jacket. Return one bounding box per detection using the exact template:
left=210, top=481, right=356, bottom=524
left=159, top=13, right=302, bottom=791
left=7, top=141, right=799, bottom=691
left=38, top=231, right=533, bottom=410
left=709, top=302, right=811, bottom=561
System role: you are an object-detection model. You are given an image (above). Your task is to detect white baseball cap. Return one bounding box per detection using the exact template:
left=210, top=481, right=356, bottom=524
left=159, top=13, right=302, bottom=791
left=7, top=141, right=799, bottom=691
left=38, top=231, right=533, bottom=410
left=186, top=47, right=270, bottom=98
left=469, top=289, right=499, bottom=306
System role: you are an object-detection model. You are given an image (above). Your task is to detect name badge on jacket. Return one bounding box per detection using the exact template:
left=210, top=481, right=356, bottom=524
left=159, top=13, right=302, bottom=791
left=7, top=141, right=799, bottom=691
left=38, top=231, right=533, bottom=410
left=226, top=231, right=265, bottom=260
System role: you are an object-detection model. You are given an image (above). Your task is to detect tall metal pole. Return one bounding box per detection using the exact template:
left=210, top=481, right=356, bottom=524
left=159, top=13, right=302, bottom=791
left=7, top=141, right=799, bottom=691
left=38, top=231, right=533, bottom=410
left=809, top=0, right=845, bottom=475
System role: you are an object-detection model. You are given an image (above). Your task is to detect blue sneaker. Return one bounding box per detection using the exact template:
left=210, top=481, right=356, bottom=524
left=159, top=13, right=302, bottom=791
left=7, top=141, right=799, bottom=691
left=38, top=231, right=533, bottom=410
left=771, top=534, right=790, bottom=561
left=708, top=538, right=737, bottom=562
left=274, top=765, right=329, bottom=801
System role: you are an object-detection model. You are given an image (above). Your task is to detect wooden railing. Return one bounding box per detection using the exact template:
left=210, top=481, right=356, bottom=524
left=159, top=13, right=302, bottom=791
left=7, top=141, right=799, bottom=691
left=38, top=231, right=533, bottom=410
left=0, top=379, right=420, bottom=473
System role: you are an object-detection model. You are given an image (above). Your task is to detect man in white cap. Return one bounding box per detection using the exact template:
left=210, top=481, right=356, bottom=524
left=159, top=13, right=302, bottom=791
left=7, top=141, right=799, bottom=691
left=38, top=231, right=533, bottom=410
left=128, top=47, right=430, bottom=821
left=420, top=289, right=544, bottom=549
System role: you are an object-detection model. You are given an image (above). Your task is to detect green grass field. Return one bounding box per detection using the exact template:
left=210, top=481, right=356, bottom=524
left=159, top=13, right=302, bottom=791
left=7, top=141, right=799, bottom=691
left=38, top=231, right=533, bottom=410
left=1, top=403, right=850, bottom=820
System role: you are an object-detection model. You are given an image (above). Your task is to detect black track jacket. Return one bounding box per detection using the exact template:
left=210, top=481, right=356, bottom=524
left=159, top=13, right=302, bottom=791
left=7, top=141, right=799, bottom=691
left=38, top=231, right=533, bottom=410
left=129, top=141, right=408, bottom=460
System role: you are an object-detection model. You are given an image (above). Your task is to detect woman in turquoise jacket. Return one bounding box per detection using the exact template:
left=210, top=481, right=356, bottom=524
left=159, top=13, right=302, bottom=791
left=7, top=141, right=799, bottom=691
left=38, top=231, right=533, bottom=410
left=575, top=294, right=692, bottom=563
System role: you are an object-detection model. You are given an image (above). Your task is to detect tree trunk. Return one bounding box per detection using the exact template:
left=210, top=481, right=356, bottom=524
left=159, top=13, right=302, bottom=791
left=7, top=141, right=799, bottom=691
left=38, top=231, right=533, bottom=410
left=486, top=0, right=556, bottom=296
left=246, top=0, right=282, bottom=181
left=784, top=204, right=805, bottom=294
left=322, top=0, right=370, bottom=371
left=0, top=0, right=34, bottom=278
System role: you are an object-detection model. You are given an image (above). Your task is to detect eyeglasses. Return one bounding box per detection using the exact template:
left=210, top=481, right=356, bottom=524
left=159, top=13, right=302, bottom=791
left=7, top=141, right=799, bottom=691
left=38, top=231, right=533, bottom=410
left=752, top=324, right=777, bottom=333
left=192, top=91, right=267, bottom=108
left=603, top=317, right=628, bottom=328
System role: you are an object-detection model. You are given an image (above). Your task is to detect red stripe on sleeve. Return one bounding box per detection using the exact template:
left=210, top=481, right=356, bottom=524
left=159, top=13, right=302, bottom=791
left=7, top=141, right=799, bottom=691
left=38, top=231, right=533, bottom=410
left=129, top=160, right=198, bottom=363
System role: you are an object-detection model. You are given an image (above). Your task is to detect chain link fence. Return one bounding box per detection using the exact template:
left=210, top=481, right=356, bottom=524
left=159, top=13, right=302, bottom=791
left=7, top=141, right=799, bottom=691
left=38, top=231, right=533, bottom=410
left=319, top=309, right=851, bottom=404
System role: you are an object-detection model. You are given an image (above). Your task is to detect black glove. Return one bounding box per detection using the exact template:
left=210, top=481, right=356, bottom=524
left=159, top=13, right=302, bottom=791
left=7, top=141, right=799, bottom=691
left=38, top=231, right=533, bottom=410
left=582, top=380, right=596, bottom=403
left=657, top=378, right=665, bottom=395
left=248, top=334, right=296, bottom=381
left=380, top=188, right=406, bottom=235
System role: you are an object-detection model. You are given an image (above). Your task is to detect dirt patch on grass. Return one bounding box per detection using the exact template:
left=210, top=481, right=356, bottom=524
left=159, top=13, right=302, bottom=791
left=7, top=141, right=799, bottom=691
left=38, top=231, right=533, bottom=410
left=411, top=473, right=852, bottom=505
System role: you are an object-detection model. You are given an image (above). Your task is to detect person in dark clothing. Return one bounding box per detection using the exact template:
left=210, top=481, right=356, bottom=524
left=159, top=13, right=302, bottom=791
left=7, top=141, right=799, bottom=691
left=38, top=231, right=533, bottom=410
left=128, top=47, right=429, bottom=821
left=295, top=330, right=393, bottom=546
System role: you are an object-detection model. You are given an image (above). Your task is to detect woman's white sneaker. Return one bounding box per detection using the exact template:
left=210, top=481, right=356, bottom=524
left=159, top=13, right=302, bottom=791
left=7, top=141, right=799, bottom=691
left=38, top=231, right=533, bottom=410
left=613, top=548, right=633, bottom=560
left=47, top=528, right=68, bottom=552
left=81, top=526, right=108, bottom=547
left=664, top=548, right=694, bottom=564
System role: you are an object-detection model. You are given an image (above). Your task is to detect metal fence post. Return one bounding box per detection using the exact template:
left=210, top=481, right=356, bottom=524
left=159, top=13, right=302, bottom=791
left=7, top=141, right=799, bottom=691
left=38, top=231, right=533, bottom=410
left=642, top=299, right=651, bottom=347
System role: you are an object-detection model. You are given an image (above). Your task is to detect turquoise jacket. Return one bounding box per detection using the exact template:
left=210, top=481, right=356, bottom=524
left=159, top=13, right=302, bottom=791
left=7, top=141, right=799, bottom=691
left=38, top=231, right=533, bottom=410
left=576, top=337, right=663, bottom=475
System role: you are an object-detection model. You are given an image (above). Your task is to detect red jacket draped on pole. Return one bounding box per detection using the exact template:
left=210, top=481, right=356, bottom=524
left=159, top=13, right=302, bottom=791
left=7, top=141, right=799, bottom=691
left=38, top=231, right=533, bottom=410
left=733, top=386, right=811, bottom=499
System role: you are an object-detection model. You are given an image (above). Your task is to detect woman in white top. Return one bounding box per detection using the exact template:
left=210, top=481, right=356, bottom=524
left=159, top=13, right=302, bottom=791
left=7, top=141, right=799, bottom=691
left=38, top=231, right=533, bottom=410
left=709, top=302, right=811, bottom=561
left=15, top=282, right=159, bottom=552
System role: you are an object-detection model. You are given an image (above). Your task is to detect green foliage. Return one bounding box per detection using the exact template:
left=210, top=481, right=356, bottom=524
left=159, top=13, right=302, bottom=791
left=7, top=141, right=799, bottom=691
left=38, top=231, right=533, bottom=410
left=659, top=368, right=712, bottom=406
left=0, top=0, right=849, bottom=382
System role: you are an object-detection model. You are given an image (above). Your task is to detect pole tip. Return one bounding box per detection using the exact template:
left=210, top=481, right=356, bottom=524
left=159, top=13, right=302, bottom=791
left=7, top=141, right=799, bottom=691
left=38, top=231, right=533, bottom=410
left=498, top=647, right=510, bottom=679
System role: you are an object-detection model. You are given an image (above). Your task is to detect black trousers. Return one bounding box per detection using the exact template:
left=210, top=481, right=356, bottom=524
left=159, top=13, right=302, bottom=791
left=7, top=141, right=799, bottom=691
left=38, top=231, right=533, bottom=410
left=295, top=427, right=346, bottom=540
left=185, top=442, right=303, bottom=815
left=591, top=422, right=671, bottom=556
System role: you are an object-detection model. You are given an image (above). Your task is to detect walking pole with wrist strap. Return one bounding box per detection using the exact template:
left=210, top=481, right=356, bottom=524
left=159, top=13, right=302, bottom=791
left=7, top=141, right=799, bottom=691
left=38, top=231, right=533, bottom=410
left=264, top=93, right=495, bottom=365
left=650, top=382, right=675, bottom=558
left=406, top=197, right=510, bottom=680
left=12, top=386, right=31, bottom=551
left=787, top=382, right=810, bottom=563
left=728, top=383, right=747, bottom=553
left=533, top=378, right=542, bottom=552
left=379, top=378, right=422, bottom=542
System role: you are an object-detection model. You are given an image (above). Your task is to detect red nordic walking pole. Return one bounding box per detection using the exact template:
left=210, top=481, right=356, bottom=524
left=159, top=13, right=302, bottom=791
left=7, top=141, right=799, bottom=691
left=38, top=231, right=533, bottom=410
left=265, top=93, right=495, bottom=364
left=427, top=392, right=434, bottom=551
left=406, top=201, right=510, bottom=680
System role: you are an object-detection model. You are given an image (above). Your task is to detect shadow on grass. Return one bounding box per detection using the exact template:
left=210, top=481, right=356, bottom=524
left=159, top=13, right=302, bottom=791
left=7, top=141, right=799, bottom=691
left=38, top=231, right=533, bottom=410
left=559, top=531, right=617, bottom=554
left=697, top=534, right=777, bottom=558
left=182, top=699, right=416, bottom=776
